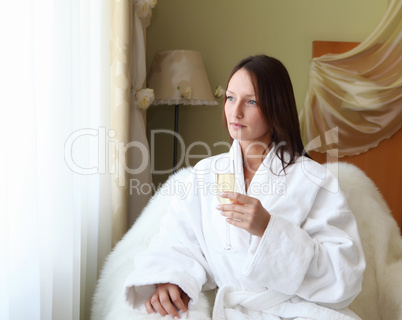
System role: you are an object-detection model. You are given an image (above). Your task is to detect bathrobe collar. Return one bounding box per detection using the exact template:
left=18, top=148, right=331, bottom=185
left=229, top=139, right=280, bottom=196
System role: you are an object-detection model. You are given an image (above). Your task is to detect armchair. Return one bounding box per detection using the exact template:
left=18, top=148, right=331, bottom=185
left=91, top=162, right=402, bottom=320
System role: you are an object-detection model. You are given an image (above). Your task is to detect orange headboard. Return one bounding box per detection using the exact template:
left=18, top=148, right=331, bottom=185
left=310, top=41, right=402, bottom=232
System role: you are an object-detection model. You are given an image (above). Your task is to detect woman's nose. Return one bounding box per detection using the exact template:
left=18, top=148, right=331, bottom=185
left=233, top=101, right=243, bottom=119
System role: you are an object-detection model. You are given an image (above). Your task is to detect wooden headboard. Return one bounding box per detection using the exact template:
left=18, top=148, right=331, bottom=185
left=310, top=41, right=402, bottom=232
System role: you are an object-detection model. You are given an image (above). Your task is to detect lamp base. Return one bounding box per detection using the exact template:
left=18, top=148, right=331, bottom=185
left=173, top=104, right=179, bottom=173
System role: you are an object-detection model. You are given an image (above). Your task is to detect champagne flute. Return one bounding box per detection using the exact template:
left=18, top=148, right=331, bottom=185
left=216, top=160, right=236, bottom=251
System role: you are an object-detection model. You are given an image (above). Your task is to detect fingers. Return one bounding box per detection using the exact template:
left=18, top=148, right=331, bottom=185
left=219, top=192, right=256, bottom=205
left=170, top=286, right=188, bottom=314
left=159, top=289, right=181, bottom=319
left=146, top=291, right=170, bottom=317
left=216, top=195, right=251, bottom=220
left=181, top=290, right=191, bottom=310
left=145, top=283, right=189, bottom=319
left=144, top=299, right=156, bottom=314
left=224, top=210, right=269, bottom=237
left=217, top=193, right=270, bottom=237
left=219, top=206, right=246, bottom=221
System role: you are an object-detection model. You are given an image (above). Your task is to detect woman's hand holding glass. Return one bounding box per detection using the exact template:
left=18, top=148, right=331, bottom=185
left=217, top=192, right=271, bottom=237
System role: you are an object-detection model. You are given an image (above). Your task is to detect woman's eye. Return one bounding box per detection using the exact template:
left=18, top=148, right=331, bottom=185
left=248, top=100, right=257, bottom=105
left=226, top=96, right=234, bottom=102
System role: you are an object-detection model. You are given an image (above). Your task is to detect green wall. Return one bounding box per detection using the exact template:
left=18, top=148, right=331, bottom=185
left=146, top=0, right=387, bottom=186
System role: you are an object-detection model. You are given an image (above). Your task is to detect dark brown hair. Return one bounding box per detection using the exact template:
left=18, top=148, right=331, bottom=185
left=223, top=55, right=309, bottom=171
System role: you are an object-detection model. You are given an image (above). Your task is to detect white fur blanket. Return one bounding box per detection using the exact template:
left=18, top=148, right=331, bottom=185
left=91, top=162, right=402, bottom=320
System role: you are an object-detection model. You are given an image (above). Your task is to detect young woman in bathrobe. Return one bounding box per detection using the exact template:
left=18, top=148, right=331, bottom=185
left=124, top=55, right=366, bottom=320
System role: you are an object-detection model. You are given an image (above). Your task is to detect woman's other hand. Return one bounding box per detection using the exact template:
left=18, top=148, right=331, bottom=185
left=217, top=192, right=271, bottom=237
left=145, top=283, right=190, bottom=319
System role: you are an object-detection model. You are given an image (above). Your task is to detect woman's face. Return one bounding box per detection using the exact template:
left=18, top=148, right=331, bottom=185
left=225, top=68, right=271, bottom=149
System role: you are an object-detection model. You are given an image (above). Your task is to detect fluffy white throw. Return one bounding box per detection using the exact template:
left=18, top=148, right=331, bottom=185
left=91, top=162, right=402, bottom=320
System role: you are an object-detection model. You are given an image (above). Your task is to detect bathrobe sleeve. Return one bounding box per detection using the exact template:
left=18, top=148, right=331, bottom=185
left=124, top=172, right=215, bottom=312
left=242, top=160, right=366, bottom=309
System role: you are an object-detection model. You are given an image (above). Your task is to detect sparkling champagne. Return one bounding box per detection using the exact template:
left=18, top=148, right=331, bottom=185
left=217, top=173, right=235, bottom=204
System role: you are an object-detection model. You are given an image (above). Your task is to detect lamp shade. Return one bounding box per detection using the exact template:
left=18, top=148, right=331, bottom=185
left=148, top=50, right=217, bottom=106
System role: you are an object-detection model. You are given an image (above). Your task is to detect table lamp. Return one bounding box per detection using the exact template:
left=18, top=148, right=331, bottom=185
left=148, top=50, right=217, bottom=171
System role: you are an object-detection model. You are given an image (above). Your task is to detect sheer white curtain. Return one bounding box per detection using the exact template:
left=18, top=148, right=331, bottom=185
left=0, top=1, right=111, bottom=320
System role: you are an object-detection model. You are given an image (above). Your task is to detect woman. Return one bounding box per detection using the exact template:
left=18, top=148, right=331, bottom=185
left=124, top=55, right=366, bottom=320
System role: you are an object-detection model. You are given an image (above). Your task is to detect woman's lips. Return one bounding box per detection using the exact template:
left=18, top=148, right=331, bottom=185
left=231, top=123, right=245, bottom=129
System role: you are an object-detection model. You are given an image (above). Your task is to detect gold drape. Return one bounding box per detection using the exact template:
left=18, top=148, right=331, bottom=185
left=127, top=0, right=155, bottom=227
left=299, top=0, right=402, bottom=156
left=110, top=0, right=132, bottom=245
left=110, top=0, right=155, bottom=245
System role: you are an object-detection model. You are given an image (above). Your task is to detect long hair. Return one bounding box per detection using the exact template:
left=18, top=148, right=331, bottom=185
left=223, top=55, right=309, bottom=171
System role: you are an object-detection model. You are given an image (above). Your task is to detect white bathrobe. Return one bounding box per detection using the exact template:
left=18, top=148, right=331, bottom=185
left=124, top=140, right=366, bottom=320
